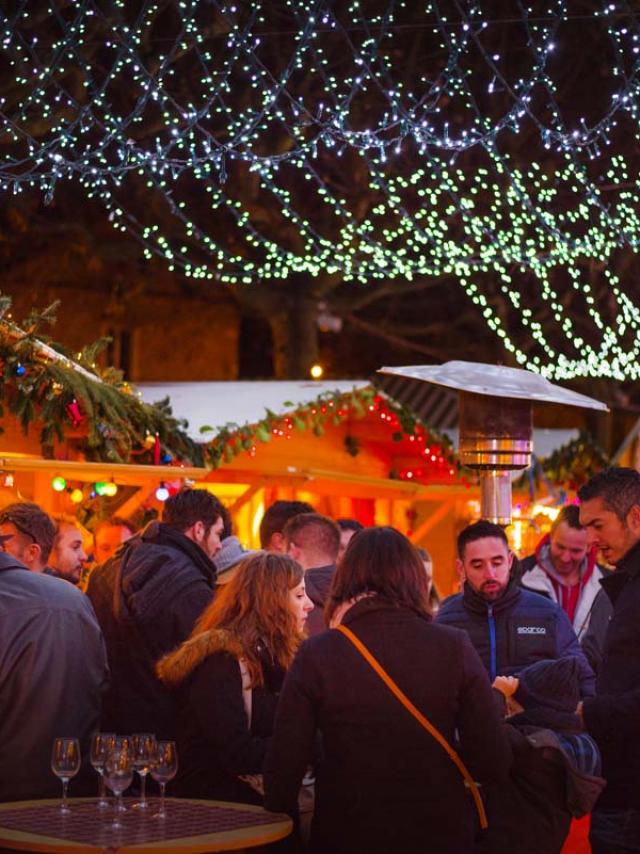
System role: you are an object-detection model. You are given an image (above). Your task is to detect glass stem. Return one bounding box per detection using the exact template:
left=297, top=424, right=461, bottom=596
left=115, top=791, right=122, bottom=814
left=62, top=778, right=69, bottom=811
left=98, top=772, right=106, bottom=800
left=139, top=772, right=147, bottom=805
left=160, top=782, right=166, bottom=816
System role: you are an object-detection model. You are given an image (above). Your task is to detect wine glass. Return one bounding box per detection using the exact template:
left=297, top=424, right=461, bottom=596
left=90, top=733, right=115, bottom=809
left=131, top=733, right=157, bottom=809
left=51, top=737, right=80, bottom=814
left=149, top=741, right=178, bottom=819
left=104, top=743, right=134, bottom=827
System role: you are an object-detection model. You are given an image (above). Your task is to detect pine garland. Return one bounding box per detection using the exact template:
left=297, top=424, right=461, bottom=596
left=0, top=296, right=204, bottom=466
left=516, top=431, right=609, bottom=493
left=201, top=386, right=460, bottom=473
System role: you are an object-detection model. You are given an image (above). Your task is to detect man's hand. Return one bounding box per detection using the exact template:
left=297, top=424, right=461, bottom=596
left=493, top=675, right=519, bottom=698
left=576, top=700, right=584, bottom=723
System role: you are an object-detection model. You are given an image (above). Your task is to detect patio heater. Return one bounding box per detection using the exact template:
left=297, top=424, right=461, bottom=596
left=378, top=361, right=608, bottom=525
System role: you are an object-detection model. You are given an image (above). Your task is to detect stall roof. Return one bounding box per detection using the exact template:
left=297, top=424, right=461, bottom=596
left=137, top=380, right=370, bottom=441
left=137, top=380, right=580, bottom=461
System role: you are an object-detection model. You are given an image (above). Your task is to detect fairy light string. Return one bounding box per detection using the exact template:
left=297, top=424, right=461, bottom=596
left=1, top=1, right=640, bottom=379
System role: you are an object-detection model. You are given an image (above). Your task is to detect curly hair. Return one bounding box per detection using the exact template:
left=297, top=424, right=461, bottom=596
left=158, top=552, right=305, bottom=688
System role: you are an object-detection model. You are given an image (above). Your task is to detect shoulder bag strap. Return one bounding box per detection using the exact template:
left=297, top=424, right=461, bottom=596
left=335, top=623, right=488, bottom=829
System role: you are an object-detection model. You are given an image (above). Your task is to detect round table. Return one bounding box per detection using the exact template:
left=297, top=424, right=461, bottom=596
left=0, top=797, right=292, bottom=853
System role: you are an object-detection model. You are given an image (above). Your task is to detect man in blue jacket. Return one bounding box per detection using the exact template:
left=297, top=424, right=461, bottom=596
left=577, top=467, right=640, bottom=853
left=437, top=520, right=594, bottom=696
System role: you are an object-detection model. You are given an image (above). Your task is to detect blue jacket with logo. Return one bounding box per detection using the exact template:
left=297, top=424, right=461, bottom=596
left=437, top=580, right=595, bottom=697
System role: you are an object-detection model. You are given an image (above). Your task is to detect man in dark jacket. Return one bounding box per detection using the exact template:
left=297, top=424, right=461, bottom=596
left=283, top=512, right=340, bottom=636
left=87, top=487, right=227, bottom=738
left=0, top=549, right=108, bottom=801
left=437, top=520, right=594, bottom=696
left=578, top=467, right=640, bottom=853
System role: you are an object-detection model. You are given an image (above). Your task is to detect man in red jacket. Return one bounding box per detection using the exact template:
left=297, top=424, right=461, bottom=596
left=520, top=505, right=608, bottom=642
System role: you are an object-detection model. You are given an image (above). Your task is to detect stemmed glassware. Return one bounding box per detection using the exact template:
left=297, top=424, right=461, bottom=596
left=131, top=733, right=157, bottom=810
left=103, top=740, right=134, bottom=828
left=51, top=738, right=80, bottom=814
left=150, top=741, right=178, bottom=819
left=90, top=733, right=116, bottom=809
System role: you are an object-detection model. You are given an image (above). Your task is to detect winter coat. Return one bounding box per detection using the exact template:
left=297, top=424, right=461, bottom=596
left=582, top=538, right=640, bottom=810
left=0, top=555, right=109, bottom=802
left=520, top=538, right=609, bottom=640
left=157, top=628, right=285, bottom=803
left=264, top=596, right=512, bottom=854
left=304, top=564, right=336, bottom=637
left=480, top=722, right=605, bottom=854
left=437, top=579, right=595, bottom=696
left=580, top=588, right=613, bottom=676
left=86, top=521, right=217, bottom=738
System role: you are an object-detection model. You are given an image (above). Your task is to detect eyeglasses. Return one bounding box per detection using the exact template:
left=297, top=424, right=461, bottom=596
left=0, top=516, right=36, bottom=545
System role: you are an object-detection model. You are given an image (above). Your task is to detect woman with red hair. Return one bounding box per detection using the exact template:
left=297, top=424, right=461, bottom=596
left=157, top=551, right=312, bottom=803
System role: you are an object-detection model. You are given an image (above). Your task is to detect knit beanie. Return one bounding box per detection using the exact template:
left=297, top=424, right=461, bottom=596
left=514, top=657, right=581, bottom=713
left=214, top=536, right=258, bottom=575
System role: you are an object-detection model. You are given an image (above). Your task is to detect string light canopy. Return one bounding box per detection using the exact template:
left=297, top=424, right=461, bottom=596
left=2, top=1, right=640, bottom=380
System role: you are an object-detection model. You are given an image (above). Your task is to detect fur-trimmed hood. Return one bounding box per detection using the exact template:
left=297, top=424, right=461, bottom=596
left=157, top=628, right=244, bottom=687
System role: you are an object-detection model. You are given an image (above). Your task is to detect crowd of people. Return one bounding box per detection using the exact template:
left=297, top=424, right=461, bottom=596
left=1, top=467, right=640, bottom=853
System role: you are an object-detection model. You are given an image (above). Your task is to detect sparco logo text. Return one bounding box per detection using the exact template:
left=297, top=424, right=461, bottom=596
left=517, top=626, right=546, bottom=635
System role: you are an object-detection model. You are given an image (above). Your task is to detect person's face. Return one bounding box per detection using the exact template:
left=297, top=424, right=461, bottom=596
left=287, top=579, right=314, bottom=633
left=549, top=521, right=589, bottom=577
left=337, top=529, right=356, bottom=561
left=51, top=524, right=87, bottom=583
left=267, top=532, right=285, bottom=553
left=579, top=497, right=640, bottom=566
left=422, top=560, right=433, bottom=596
left=0, top=521, right=42, bottom=570
left=94, top=524, right=132, bottom=564
left=457, top=536, right=513, bottom=601
left=201, top=517, right=224, bottom=560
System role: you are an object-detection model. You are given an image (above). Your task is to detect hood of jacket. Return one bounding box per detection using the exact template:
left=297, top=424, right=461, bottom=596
left=113, top=521, right=216, bottom=623
left=520, top=726, right=606, bottom=817
left=304, top=564, right=336, bottom=608
left=157, top=627, right=244, bottom=686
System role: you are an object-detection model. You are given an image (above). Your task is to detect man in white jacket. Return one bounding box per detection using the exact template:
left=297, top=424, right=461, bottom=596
left=520, top=504, right=608, bottom=642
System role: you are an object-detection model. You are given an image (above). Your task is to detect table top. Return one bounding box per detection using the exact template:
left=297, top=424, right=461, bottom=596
left=0, top=797, right=292, bottom=853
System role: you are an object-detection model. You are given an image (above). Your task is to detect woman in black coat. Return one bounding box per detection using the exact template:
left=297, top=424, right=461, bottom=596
left=264, top=526, right=512, bottom=854
left=157, top=551, right=313, bottom=803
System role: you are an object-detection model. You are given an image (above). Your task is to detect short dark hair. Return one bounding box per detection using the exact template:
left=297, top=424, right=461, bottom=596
left=94, top=516, right=136, bottom=537
left=259, top=500, right=313, bottom=548
left=326, top=526, right=430, bottom=621
left=162, top=488, right=227, bottom=534
left=550, top=504, right=582, bottom=534
left=337, top=517, right=364, bottom=533
left=578, top=467, right=640, bottom=521
left=283, top=513, right=341, bottom=562
left=457, top=520, right=509, bottom=560
left=0, top=501, right=57, bottom=562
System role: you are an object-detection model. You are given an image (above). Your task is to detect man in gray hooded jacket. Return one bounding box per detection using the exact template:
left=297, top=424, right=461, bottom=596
left=284, top=512, right=340, bottom=636
left=0, top=548, right=108, bottom=802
